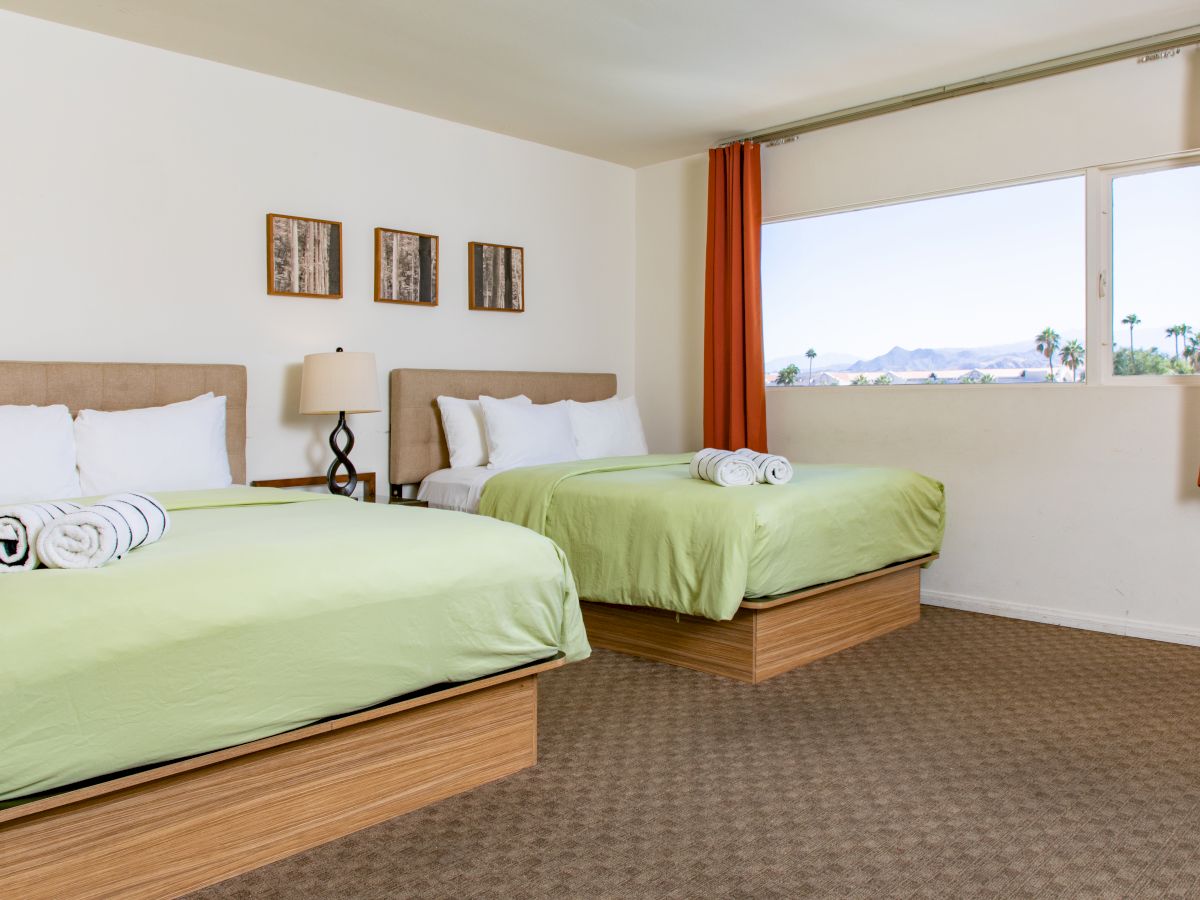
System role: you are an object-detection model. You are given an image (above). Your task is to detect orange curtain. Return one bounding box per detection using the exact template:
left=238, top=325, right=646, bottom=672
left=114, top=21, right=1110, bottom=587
left=703, top=141, right=767, bottom=451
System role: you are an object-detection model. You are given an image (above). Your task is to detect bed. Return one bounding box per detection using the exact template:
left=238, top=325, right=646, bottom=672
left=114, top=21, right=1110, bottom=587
left=390, top=368, right=945, bottom=684
left=0, top=361, right=588, bottom=900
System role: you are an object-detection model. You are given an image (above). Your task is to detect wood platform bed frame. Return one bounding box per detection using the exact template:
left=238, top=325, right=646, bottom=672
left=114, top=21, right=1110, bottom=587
left=582, top=555, right=935, bottom=683
left=0, top=361, right=565, bottom=900
left=0, top=657, right=562, bottom=900
left=390, top=367, right=938, bottom=685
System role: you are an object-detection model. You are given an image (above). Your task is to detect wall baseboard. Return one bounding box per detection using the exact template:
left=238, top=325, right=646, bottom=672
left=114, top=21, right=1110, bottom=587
left=921, top=589, right=1200, bottom=648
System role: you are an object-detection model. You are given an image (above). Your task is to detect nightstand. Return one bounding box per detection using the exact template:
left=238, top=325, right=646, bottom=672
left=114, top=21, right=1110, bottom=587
left=251, top=472, right=376, bottom=503
left=388, top=484, right=428, bottom=507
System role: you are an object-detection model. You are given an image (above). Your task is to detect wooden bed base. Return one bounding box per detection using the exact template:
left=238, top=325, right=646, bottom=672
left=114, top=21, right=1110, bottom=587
left=0, top=656, right=563, bottom=900
left=581, top=556, right=935, bottom=683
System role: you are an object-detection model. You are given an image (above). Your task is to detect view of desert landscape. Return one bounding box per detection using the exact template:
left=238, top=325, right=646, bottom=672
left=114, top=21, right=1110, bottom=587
left=764, top=164, right=1198, bottom=386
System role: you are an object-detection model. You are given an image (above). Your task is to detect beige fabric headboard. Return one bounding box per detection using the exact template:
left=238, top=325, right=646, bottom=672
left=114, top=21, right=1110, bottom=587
left=0, top=361, right=248, bottom=484
left=390, top=368, right=617, bottom=488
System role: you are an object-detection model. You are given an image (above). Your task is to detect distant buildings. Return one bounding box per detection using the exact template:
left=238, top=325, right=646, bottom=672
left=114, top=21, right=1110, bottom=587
left=767, top=367, right=1071, bottom=386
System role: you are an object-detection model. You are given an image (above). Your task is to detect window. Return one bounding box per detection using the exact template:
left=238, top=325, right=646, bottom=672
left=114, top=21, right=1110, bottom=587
left=1108, top=161, right=1200, bottom=377
left=762, top=150, right=1200, bottom=388
left=762, top=177, right=1086, bottom=386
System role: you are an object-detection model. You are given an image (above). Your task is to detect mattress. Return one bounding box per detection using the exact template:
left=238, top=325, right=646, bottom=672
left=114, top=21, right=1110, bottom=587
left=417, top=466, right=497, bottom=513
left=479, top=454, right=946, bottom=621
left=0, top=487, right=589, bottom=802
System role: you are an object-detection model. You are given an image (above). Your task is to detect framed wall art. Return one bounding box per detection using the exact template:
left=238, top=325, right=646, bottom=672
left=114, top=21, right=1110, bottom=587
left=468, top=242, right=524, bottom=312
left=266, top=213, right=343, bottom=299
left=375, top=228, right=438, bottom=306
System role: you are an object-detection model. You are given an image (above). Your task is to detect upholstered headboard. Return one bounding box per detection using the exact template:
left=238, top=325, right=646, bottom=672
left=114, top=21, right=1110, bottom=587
left=0, top=361, right=248, bottom=484
left=389, top=368, right=617, bottom=489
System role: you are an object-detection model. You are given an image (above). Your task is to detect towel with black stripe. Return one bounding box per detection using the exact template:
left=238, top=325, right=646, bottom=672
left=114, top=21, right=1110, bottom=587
left=688, top=448, right=758, bottom=487
left=733, top=448, right=794, bottom=485
left=36, top=493, right=170, bottom=570
left=0, top=501, right=83, bottom=571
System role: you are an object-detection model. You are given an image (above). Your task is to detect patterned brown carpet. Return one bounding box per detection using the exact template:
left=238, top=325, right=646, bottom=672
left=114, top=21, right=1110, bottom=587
left=193, top=607, right=1200, bottom=899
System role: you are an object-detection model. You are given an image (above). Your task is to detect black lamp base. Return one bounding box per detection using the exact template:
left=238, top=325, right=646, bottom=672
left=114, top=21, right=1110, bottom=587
left=327, top=411, right=358, bottom=497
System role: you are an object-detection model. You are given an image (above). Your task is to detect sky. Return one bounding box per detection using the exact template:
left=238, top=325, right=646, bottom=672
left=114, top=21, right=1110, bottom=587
left=1112, top=163, right=1200, bottom=351
left=761, top=165, right=1199, bottom=365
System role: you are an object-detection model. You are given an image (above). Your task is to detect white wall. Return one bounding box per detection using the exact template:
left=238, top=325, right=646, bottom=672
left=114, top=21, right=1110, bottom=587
left=770, top=386, right=1200, bottom=644
left=636, top=50, right=1200, bottom=643
left=0, top=11, right=635, bottom=490
left=764, top=49, right=1200, bottom=219
left=635, top=154, right=707, bottom=452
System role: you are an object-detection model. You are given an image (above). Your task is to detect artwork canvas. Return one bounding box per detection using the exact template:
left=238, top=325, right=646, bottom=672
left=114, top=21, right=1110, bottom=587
left=375, top=228, right=438, bottom=305
left=267, top=214, right=343, bottom=299
left=468, top=242, right=524, bottom=312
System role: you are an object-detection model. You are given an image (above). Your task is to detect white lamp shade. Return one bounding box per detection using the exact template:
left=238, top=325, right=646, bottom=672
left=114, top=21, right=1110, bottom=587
left=299, top=350, right=380, bottom=415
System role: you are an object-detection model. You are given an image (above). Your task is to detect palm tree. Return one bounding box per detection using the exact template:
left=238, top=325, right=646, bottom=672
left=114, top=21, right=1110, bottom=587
left=775, top=363, right=800, bottom=386
left=1167, top=325, right=1184, bottom=358
left=805, top=348, right=817, bottom=383
left=1121, top=314, right=1141, bottom=373
left=1184, top=335, right=1200, bottom=372
left=1059, top=339, right=1084, bottom=383
left=1035, top=327, right=1060, bottom=382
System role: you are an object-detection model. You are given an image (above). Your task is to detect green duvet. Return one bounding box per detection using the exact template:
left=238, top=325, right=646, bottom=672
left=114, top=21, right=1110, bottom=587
left=0, top=488, right=588, bottom=802
left=479, top=454, right=945, bottom=622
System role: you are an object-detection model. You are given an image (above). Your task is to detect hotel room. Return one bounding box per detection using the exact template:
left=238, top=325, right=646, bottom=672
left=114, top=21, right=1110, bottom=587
left=1, top=1, right=1198, bottom=897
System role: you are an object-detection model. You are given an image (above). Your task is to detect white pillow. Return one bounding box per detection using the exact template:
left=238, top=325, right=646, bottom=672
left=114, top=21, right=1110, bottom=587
left=0, top=404, right=82, bottom=503
left=437, top=394, right=531, bottom=468
left=567, top=396, right=649, bottom=459
left=74, top=393, right=233, bottom=495
left=479, top=397, right=579, bottom=470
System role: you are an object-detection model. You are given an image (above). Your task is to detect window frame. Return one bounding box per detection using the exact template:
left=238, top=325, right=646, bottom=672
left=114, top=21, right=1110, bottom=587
left=1094, top=150, right=1200, bottom=387
left=763, top=148, right=1200, bottom=390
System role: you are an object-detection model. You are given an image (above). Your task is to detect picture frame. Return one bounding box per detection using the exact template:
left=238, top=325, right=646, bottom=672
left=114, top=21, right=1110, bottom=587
left=266, top=213, right=343, bottom=299
left=468, top=242, right=524, bottom=312
left=375, top=228, right=439, bottom=306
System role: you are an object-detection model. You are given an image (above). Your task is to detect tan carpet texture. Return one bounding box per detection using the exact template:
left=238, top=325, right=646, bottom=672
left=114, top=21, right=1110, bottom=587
left=193, top=608, right=1200, bottom=899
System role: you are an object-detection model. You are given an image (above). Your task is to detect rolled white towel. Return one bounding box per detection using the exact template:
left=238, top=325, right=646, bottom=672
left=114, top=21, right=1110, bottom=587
left=0, top=501, right=83, bottom=572
left=734, top=448, right=794, bottom=485
left=689, top=448, right=758, bottom=487
left=37, top=493, right=170, bottom=570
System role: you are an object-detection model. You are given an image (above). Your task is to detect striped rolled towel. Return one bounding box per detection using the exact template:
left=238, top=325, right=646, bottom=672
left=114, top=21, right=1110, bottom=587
left=689, top=448, right=758, bottom=487
left=0, top=501, right=83, bottom=572
left=36, top=493, right=170, bottom=570
left=734, top=448, right=794, bottom=485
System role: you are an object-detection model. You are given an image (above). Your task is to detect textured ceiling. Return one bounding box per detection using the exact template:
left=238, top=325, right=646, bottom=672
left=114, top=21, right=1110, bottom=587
left=4, top=0, right=1199, bottom=166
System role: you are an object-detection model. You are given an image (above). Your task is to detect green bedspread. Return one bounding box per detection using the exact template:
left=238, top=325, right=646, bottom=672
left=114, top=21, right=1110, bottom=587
left=479, top=454, right=945, bottom=622
left=0, top=487, right=589, bottom=802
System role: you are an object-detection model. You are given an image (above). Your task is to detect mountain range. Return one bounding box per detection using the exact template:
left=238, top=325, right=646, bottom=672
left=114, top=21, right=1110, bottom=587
left=768, top=334, right=1094, bottom=374
left=768, top=323, right=1185, bottom=375
left=842, top=342, right=1050, bottom=373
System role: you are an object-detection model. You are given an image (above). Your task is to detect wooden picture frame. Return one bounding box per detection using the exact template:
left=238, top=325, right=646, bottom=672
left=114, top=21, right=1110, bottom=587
left=375, top=228, right=439, bottom=306
left=468, top=242, right=524, bottom=312
left=266, top=213, right=343, bottom=299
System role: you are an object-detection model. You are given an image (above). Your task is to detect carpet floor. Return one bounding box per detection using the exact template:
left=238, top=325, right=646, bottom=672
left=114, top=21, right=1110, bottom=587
left=193, top=607, right=1200, bottom=899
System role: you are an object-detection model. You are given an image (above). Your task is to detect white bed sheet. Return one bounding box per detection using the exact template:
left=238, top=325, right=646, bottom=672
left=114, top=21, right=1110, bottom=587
left=417, top=466, right=498, bottom=513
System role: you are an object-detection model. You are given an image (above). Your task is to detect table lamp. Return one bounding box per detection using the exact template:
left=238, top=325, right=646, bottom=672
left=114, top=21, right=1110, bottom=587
left=299, top=347, right=380, bottom=496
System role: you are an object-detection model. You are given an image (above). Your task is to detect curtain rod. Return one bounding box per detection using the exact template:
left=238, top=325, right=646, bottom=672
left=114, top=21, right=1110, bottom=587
left=718, top=24, right=1200, bottom=148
